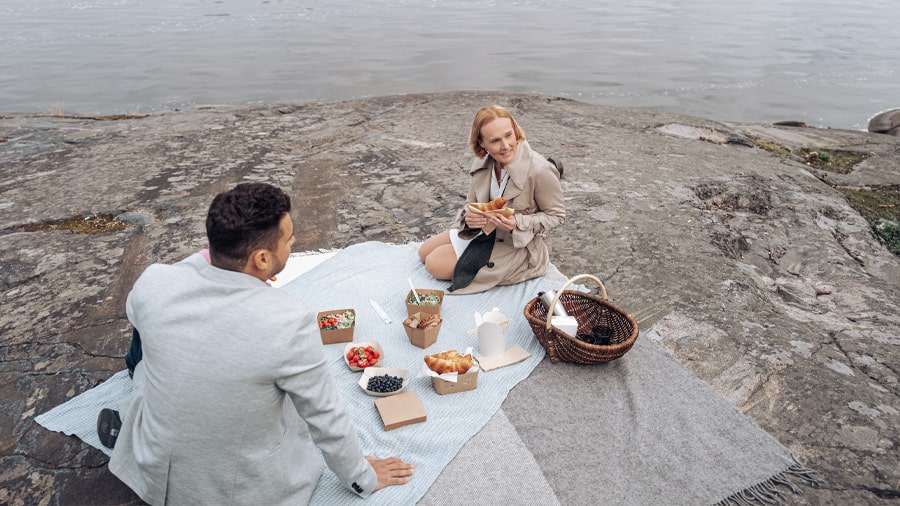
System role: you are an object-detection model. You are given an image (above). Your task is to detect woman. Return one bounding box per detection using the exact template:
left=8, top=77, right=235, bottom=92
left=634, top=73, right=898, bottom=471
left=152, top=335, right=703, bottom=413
left=418, top=105, right=565, bottom=294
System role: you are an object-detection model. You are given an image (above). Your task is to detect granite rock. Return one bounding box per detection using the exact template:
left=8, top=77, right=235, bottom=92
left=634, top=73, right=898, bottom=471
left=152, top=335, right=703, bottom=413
left=1, top=92, right=898, bottom=504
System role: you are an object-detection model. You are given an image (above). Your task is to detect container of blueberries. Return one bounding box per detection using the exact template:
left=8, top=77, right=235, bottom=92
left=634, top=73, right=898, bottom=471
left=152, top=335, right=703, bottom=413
left=358, top=367, right=411, bottom=397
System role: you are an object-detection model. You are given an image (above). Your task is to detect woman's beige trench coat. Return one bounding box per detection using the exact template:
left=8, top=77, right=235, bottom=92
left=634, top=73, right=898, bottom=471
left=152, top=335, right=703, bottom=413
left=451, top=140, right=565, bottom=294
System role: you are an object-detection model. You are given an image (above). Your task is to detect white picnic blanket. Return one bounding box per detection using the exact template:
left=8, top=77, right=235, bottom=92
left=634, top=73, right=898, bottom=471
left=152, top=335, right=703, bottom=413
left=37, top=241, right=566, bottom=505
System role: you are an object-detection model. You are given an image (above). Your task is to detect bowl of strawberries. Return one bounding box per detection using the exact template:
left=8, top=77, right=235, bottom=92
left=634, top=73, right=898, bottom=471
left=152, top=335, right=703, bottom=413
left=343, top=340, right=383, bottom=371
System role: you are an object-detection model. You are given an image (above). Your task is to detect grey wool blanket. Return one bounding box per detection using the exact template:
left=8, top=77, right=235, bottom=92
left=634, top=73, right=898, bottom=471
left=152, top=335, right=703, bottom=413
left=500, top=326, right=820, bottom=505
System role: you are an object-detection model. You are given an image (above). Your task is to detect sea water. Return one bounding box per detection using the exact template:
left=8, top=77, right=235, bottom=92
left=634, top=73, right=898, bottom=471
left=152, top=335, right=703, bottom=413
left=1, top=0, right=897, bottom=129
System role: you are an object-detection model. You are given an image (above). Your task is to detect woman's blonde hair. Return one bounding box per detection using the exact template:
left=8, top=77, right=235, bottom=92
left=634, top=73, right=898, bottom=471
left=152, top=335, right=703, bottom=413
left=469, top=105, right=526, bottom=159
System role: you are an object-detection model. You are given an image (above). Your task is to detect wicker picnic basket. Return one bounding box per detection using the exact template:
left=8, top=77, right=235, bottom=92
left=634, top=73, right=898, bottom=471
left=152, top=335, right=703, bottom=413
left=524, top=274, right=639, bottom=364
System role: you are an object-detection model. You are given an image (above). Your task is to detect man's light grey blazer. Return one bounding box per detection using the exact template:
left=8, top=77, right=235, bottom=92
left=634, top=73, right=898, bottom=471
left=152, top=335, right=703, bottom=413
left=110, top=254, right=376, bottom=505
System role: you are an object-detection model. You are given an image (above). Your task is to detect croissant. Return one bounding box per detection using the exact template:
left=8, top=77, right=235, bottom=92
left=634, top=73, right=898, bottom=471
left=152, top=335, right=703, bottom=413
left=475, top=197, right=506, bottom=212
left=424, top=350, right=475, bottom=375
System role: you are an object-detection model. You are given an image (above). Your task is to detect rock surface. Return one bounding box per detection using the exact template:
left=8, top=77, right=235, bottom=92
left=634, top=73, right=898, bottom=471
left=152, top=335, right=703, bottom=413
left=868, top=108, right=900, bottom=136
left=1, top=92, right=898, bottom=504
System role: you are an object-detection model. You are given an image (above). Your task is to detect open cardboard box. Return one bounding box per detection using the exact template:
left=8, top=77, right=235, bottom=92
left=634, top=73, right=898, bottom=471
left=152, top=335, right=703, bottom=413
left=317, top=308, right=355, bottom=345
left=432, top=368, right=479, bottom=395
left=475, top=344, right=532, bottom=372
left=405, top=289, right=443, bottom=317
left=374, top=391, right=427, bottom=431
left=403, top=311, right=442, bottom=349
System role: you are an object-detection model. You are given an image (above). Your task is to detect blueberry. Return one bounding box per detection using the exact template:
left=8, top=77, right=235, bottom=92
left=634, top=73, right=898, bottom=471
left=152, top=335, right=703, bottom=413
left=367, top=374, right=402, bottom=393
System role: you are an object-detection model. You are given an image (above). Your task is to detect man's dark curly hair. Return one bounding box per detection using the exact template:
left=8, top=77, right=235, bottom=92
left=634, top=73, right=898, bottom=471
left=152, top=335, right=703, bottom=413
left=205, top=183, right=292, bottom=271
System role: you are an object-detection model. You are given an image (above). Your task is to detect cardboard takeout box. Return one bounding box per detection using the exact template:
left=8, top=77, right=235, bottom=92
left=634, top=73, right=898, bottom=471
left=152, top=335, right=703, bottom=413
left=432, top=368, right=479, bottom=395
left=403, top=311, right=442, bottom=349
left=405, top=289, right=443, bottom=317
left=317, top=308, right=355, bottom=345
left=374, top=391, right=427, bottom=431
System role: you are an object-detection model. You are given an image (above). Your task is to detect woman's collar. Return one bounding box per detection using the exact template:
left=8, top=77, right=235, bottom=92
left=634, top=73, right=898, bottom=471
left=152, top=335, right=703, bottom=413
left=503, top=140, right=532, bottom=188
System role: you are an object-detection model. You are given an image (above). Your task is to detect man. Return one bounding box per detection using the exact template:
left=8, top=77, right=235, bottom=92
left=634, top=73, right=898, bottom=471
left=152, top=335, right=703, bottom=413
left=102, top=183, right=414, bottom=504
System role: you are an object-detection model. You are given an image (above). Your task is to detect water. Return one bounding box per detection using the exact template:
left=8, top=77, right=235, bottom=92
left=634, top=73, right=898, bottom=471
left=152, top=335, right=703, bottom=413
left=1, top=0, right=898, bottom=130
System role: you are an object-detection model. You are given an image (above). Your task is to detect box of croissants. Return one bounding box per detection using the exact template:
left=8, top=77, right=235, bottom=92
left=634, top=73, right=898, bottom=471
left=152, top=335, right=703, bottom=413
left=403, top=312, right=443, bottom=349
left=424, top=349, right=479, bottom=395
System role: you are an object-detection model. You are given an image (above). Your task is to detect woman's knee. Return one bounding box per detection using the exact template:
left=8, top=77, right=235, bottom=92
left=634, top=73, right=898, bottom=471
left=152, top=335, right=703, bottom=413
left=424, top=246, right=456, bottom=280
left=418, top=231, right=450, bottom=263
left=417, top=243, right=430, bottom=263
left=424, top=258, right=453, bottom=281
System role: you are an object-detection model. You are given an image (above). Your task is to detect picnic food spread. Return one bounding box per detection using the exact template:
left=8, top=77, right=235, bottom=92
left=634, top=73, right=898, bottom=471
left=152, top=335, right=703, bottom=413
left=326, top=286, right=526, bottom=429
left=424, top=350, right=475, bottom=375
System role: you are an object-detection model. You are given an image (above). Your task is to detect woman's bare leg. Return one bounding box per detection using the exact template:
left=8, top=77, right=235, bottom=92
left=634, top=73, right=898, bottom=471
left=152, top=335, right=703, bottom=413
left=425, top=244, right=456, bottom=281
left=418, top=231, right=457, bottom=280
left=418, top=231, right=451, bottom=262
left=424, top=244, right=457, bottom=280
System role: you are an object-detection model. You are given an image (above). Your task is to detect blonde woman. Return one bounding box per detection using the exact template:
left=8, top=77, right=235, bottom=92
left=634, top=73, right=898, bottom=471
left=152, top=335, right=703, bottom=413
left=418, top=105, right=565, bottom=294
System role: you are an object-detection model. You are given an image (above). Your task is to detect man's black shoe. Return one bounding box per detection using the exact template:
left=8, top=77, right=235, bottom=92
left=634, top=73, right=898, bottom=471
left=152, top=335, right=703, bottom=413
left=97, top=408, right=122, bottom=449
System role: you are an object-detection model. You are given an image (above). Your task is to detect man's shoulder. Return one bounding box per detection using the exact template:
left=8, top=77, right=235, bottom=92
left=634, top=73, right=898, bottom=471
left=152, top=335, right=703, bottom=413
left=255, top=282, right=305, bottom=308
left=138, top=255, right=205, bottom=283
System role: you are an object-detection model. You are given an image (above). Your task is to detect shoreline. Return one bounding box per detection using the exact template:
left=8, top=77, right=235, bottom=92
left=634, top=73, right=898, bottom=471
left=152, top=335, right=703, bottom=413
left=1, top=97, right=888, bottom=133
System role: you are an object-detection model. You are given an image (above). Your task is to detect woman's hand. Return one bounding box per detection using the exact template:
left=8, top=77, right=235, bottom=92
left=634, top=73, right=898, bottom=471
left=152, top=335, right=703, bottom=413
left=465, top=211, right=488, bottom=229
left=490, top=213, right=516, bottom=232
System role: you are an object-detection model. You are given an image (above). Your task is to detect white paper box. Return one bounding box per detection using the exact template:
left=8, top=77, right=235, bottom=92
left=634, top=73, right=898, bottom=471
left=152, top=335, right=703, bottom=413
left=551, top=315, right=579, bottom=336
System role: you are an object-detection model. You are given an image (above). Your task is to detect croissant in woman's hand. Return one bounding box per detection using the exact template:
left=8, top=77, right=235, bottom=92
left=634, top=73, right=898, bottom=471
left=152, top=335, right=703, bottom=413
left=476, top=197, right=506, bottom=212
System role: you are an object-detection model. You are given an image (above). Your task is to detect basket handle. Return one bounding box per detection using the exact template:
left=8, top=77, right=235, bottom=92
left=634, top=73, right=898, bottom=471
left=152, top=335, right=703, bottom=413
left=544, top=274, right=608, bottom=330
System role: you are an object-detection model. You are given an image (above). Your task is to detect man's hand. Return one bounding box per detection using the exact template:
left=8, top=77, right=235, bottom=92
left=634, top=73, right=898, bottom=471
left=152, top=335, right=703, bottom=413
left=367, top=456, right=415, bottom=491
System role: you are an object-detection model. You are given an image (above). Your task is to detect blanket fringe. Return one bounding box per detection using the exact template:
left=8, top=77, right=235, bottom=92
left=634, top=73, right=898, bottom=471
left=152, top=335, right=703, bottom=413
left=713, top=455, right=821, bottom=506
